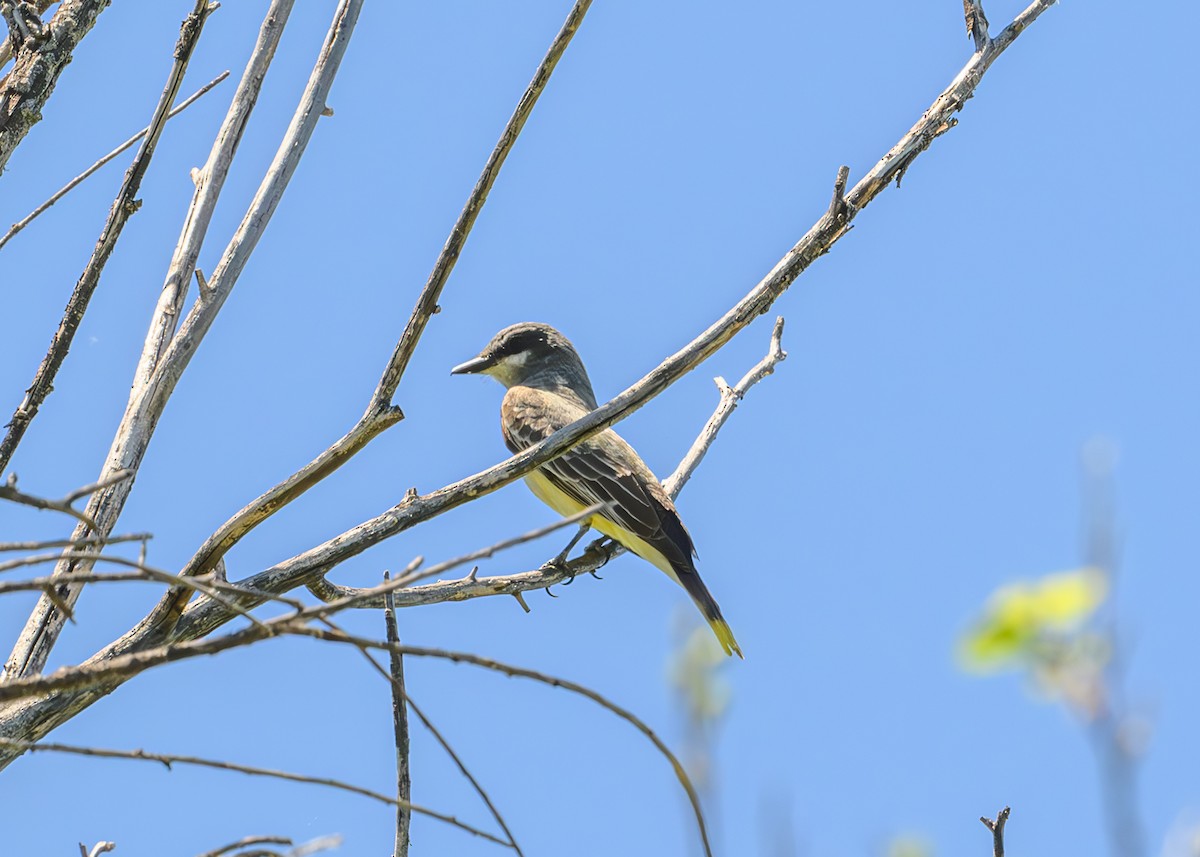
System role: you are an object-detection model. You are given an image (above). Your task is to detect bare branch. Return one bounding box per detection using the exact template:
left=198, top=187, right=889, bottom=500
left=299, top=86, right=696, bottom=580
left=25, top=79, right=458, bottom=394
left=980, top=806, right=1010, bottom=857
left=0, top=533, right=150, bottom=553
left=164, top=0, right=596, bottom=631
left=383, top=575, right=411, bottom=857
left=0, top=738, right=508, bottom=846
left=663, top=316, right=787, bottom=497
left=80, top=842, right=116, bottom=857
left=0, top=0, right=52, bottom=69
left=0, top=70, right=230, bottom=252
left=0, top=0, right=214, bottom=474
left=0, top=0, right=113, bottom=172
left=0, top=469, right=134, bottom=531
left=2, top=0, right=341, bottom=683
left=372, top=0, right=594, bottom=408
left=333, top=618, right=522, bottom=855
left=307, top=504, right=606, bottom=608
left=963, top=0, right=991, bottom=51
left=193, top=836, right=291, bottom=857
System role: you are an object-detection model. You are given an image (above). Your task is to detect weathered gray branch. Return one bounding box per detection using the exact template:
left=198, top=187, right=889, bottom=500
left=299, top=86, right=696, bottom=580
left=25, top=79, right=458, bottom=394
left=1, top=0, right=335, bottom=683
left=980, top=806, right=1010, bottom=857
left=0, top=0, right=213, bottom=475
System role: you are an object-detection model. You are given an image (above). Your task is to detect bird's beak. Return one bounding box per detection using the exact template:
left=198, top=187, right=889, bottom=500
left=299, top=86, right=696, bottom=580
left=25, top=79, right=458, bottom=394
left=450, top=354, right=493, bottom=376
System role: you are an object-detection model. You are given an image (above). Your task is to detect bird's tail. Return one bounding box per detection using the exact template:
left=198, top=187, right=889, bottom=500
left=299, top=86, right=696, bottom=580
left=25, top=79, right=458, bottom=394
left=682, top=578, right=743, bottom=659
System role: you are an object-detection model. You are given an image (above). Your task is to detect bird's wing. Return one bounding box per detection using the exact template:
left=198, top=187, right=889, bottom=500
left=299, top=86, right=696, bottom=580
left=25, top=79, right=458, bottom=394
left=501, top=387, right=696, bottom=569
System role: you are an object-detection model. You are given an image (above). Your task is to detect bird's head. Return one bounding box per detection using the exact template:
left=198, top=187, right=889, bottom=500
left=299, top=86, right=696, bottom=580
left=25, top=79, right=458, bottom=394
left=452, top=322, right=597, bottom=407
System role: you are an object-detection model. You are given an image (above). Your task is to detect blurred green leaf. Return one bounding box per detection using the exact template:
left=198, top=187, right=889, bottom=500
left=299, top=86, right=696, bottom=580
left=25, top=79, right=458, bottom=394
left=959, top=567, right=1107, bottom=673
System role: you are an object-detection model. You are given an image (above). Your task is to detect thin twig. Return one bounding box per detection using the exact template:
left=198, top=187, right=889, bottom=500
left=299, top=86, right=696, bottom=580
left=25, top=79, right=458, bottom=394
left=193, top=835, right=290, bottom=857
left=664, top=316, right=787, bottom=497
left=0, top=70, right=230, bottom=252
left=0, top=532, right=150, bottom=553
left=1, top=0, right=217, bottom=679
left=307, top=504, right=606, bottom=608
left=383, top=574, right=411, bottom=857
left=0, top=469, right=134, bottom=531
left=980, top=806, right=1010, bottom=857
left=332, top=617, right=522, bottom=855
left=300, top=630, right=712, bottom=857
left=372, top=0, right=594, bottom=407
left=0, top=738, right=508, bottom=846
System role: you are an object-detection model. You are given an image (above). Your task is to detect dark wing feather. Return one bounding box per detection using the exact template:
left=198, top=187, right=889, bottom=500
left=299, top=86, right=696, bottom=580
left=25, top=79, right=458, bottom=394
left=501, top=387, right=696, bottom=572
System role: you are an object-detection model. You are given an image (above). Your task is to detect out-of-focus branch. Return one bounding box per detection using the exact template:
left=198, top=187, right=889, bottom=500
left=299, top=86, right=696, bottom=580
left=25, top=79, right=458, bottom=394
left=980, top=806, right=1010, bottom=857
left=0, top=70, right=230, bottom=252
left=0, top=738, right=508, bottom=846
left=79, top=841, right=116, bottom=857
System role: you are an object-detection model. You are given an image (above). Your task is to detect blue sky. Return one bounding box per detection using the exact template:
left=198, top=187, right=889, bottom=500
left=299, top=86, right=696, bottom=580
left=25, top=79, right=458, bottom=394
left=1, top=1, right=1197, bottom=855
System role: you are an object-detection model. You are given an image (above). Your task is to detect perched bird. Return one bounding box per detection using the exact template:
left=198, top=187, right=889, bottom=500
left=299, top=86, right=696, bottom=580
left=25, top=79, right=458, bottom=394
left=452, top=322, right=742, bottom=657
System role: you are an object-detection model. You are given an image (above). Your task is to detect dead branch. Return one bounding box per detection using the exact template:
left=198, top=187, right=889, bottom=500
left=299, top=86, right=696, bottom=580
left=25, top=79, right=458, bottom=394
left=0, top=737, right=508, bottom=846
left=0, top=0, right=112, bottom=172
left=334, top=618, right=522, bottom=855
left=383, top=576, right=411, bottom=857
left=0, top=533, right=150, bottom=553
left=980, top=806, right=1010, bottom=857
left=1, top=0, right=337, bottom=683
left=0, top=1, right=214, bottom=474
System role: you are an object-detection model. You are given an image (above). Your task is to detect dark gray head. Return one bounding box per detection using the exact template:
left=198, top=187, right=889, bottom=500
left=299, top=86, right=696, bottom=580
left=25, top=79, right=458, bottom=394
left=451, top=322, right=598, bottom=409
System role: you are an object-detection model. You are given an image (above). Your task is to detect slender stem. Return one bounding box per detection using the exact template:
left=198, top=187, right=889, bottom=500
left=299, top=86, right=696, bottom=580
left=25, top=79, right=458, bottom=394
left=0, top=70, right=230, bottom=252
left=383, top=574, right=411, bottom=857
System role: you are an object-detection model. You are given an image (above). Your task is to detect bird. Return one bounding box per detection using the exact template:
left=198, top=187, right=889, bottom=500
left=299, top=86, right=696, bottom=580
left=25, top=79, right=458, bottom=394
left=451, top=322, right=742, bottom=657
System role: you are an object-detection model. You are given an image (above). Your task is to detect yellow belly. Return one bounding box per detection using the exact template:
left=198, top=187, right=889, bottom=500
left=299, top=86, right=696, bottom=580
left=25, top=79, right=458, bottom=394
left=523, top=470, right=680, bottom=586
